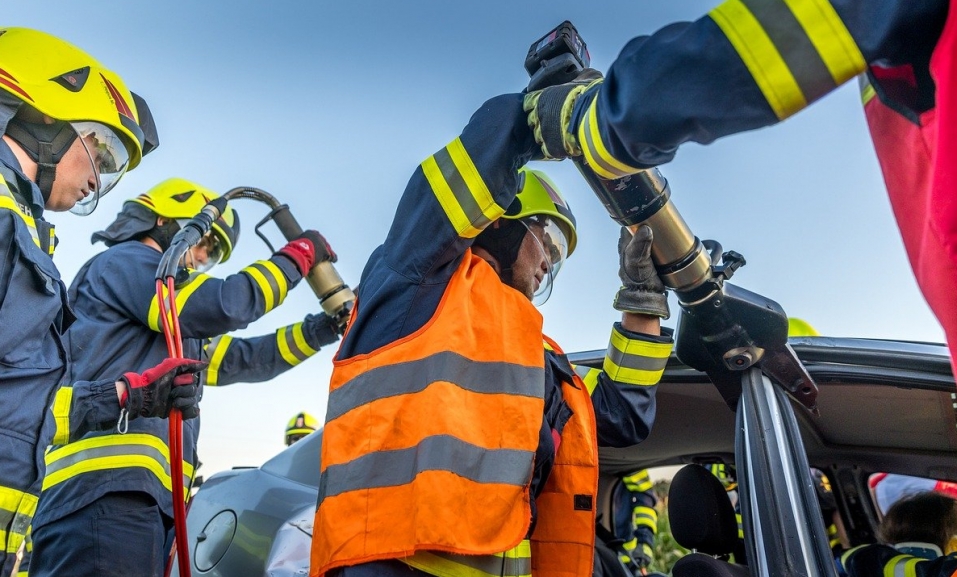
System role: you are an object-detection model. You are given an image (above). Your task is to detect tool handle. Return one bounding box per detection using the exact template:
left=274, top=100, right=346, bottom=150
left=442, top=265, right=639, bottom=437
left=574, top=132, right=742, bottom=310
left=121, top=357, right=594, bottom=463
left=271, top=205, right=356, bottom=326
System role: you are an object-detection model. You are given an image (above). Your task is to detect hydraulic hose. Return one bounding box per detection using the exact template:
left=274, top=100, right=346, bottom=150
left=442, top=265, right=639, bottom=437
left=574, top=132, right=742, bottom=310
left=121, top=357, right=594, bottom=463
left=156, top=188, right=356, bottom=575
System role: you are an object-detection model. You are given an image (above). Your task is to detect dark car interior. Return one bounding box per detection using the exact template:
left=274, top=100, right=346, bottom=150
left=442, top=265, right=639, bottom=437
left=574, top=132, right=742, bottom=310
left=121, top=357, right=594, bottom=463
left=571, top=337, right=957, bottom=576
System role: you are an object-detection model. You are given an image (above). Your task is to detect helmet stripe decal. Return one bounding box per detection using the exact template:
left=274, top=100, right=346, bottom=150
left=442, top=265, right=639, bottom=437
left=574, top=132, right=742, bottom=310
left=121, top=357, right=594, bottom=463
left=0, top=71, right=32, bottom=102
left=100, top=73, right=134, bottom=120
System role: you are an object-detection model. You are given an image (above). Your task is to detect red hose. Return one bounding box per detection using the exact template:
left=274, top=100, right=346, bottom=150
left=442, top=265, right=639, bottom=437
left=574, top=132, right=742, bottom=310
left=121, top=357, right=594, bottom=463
left=156, top=278, right=191, bottom=577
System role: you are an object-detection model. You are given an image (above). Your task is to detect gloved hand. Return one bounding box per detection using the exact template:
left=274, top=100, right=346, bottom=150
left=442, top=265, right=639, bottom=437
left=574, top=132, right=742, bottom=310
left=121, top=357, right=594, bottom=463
left=304, top=312, right=341, bottom=347
left=523, top=68, right=603, bottom=159
left=277, top=230, right=337, bottom=276
left=613, top=225, right=670, bottom=319
left=634, top=543, right=655, bottom=569
left=120, top=358, right=207, bottom=420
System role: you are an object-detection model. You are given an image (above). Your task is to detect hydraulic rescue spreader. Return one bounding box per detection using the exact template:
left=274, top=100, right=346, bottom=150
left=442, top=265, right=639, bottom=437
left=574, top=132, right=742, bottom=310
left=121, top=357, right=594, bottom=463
left=525, top=21, right=818, bottom=412
left=155, top=188, right=355, bottom=577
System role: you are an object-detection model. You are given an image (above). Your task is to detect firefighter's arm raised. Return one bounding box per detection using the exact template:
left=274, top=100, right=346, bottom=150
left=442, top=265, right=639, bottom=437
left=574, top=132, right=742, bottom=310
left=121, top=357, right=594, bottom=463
left=527, top=0, right=946, bottom=172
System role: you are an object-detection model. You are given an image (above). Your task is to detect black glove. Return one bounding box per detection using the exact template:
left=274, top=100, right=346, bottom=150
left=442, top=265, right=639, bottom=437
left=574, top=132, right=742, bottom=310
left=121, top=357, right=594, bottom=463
left=634, top=543, right=654, bottom=569
left=120, top=358, right=206, bottom=420
left=304, top=312, right=341, bottom=347
left=523, top=68, right=603, bottom=159
left=277, top=230, right=337, bottom=276
left=613, top=225, right=670, bottom=319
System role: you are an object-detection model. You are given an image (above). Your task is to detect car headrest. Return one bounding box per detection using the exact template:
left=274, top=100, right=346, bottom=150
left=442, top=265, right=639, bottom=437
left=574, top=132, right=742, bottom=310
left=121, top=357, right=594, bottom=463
left=668, top=464, right=739, bottom=555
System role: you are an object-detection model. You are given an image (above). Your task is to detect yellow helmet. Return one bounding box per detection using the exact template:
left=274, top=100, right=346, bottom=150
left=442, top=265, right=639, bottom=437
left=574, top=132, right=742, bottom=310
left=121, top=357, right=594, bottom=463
left=0, top=28, right=156, bottom=214
left=129, top=178, right=240, bottom=264
left=285, top=412, right=319, bottom=445
left=0, top=28, right=147, bottom=168
left=505, top=168, right=577, bottom=255
left=787, top=318, right=820, bottom=337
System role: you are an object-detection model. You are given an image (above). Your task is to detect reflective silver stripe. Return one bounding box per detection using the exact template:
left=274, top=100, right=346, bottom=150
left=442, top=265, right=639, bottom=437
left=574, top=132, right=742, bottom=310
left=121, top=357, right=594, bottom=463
left=326, top=351, right=544, bottom=422
left=44, top=443, right=190, bottom=488
left=605, top=344, right=669, bottom=373
left=0, top=508, right=13, bottom=531
left=277, top=323, right=316, bottom=367
left=319, top=434, right=533, bottom=501
left=412, top=550, right=532, bottom=577
left=447, top=552, right=531, bottom=577
left=573, top=365, right=592, bottom=380
left=246, top=262, right=282, bottom=311
left=739, top=0, right=837, bottom=102
left=433, top=147, right=496, bottom=233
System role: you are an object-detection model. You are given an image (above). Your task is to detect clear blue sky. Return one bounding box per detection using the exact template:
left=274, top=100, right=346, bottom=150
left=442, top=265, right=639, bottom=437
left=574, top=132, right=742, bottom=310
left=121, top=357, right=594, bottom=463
left=14, top=1, right=943, bottom=476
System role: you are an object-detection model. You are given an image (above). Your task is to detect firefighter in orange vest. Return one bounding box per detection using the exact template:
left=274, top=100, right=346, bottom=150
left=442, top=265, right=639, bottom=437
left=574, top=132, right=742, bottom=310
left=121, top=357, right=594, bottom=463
left=311, top=94, right=673, bottom=577
left=523, top=0, right=957, bottom=368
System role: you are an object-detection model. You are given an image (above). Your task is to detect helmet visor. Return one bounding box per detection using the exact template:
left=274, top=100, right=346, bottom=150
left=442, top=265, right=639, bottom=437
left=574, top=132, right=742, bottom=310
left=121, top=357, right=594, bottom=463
left=69, top=121, right=131, bottom=215
left=181, top=231, right=225, bottom=273
left=523, top=216, right=569, bottom=306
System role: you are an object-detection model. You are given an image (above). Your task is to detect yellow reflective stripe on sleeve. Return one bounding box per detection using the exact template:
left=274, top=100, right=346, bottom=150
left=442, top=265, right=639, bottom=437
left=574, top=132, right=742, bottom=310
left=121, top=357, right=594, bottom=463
left=421, top=137, right=506, bottom=239
left=622, top=537, right=638, bottom=553
left=277, top=322, right=318, bottom=367
left=205, top=335, right=232, bottom=386
left=147, top=271, right=212, bottom=331
left=603, top=327, right=672, bottom=386
left=43, top=433, right=194, bottom=495
left=578, top=98, right=643, bottom=180
left=736, top=513, right=744, bottom=539
left=573, top=364, right=601, bottom=395
left=243, top=262, right=279, bottom=312
left=0, top=486, right=37, bottom=555
left=883, top=554, right=921, bottom=577
left=710, top=0, right=864, bottom=119
left=783, top=0, right=865, bottom=83
left=634, top=505, right=658, bottom=532
left=260, top=259, right=289, bottom=304
left=403, top=539, right=532, bottom=577
left=624, top=469, right=653, bottom=492
left=711, top=0, right=806, bottom=118
left=51, top=386, right=73, bottom=445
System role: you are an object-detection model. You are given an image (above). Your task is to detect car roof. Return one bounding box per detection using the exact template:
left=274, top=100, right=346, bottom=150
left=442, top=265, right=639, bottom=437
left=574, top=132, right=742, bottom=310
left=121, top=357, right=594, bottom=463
left=569, top=337, right=957, bottom=480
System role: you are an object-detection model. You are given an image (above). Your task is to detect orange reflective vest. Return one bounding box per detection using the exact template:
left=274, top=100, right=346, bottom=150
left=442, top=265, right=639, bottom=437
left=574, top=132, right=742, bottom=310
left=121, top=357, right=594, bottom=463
left=311, top=251, right=598, bottom=577
left=862, top=0, right=957, bottom=365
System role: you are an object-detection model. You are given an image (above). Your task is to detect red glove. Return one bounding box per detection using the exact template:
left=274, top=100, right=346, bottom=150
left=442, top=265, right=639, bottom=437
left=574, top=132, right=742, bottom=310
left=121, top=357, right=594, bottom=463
left=277, top=230, right=336, bottom=276
left=120, top=358, right=207, bottom=419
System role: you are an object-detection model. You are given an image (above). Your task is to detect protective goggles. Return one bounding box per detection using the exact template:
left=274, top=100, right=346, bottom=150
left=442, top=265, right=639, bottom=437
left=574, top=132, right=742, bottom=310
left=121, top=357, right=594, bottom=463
left=285, top=433, right=310, bottom=446
left=69, top=121, right=131, bottom=216
left=179, top=230, right=226, bottom=273
left=521, top=215, right=569, bottom=306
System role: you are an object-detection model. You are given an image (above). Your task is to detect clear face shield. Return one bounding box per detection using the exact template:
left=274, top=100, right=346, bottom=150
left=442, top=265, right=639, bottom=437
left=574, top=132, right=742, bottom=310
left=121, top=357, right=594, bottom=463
left=180, top=230, right=225, bottom=273
left=69, top=121, right=131, bottom=216
left=522, top=216, right=569, bottom=306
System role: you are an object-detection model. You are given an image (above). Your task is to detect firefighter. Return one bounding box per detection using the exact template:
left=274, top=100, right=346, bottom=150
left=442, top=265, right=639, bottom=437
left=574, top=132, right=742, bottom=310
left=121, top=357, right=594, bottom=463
left=311, top=91, right=674, bottom=577
left=0, top=28, right=203, bottom=577
left=286, top=412, right=319, bottom=446
left=614, top=470, right=658, bottom=575
left=30, top=178, right=341, bottom=577
left=523, top=0, right=957, bottom=368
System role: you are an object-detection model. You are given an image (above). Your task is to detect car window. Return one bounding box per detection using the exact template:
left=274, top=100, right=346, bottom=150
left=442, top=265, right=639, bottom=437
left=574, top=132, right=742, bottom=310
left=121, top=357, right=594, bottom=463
left=869, top=472, right=957, bottom=516
left=609, top=466, right=689, bottom=574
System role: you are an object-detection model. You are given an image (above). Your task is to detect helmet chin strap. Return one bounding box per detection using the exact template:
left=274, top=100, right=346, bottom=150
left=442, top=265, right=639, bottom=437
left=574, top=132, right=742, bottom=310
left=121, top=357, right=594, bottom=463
left=5, top=117, right=78, bottom=203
